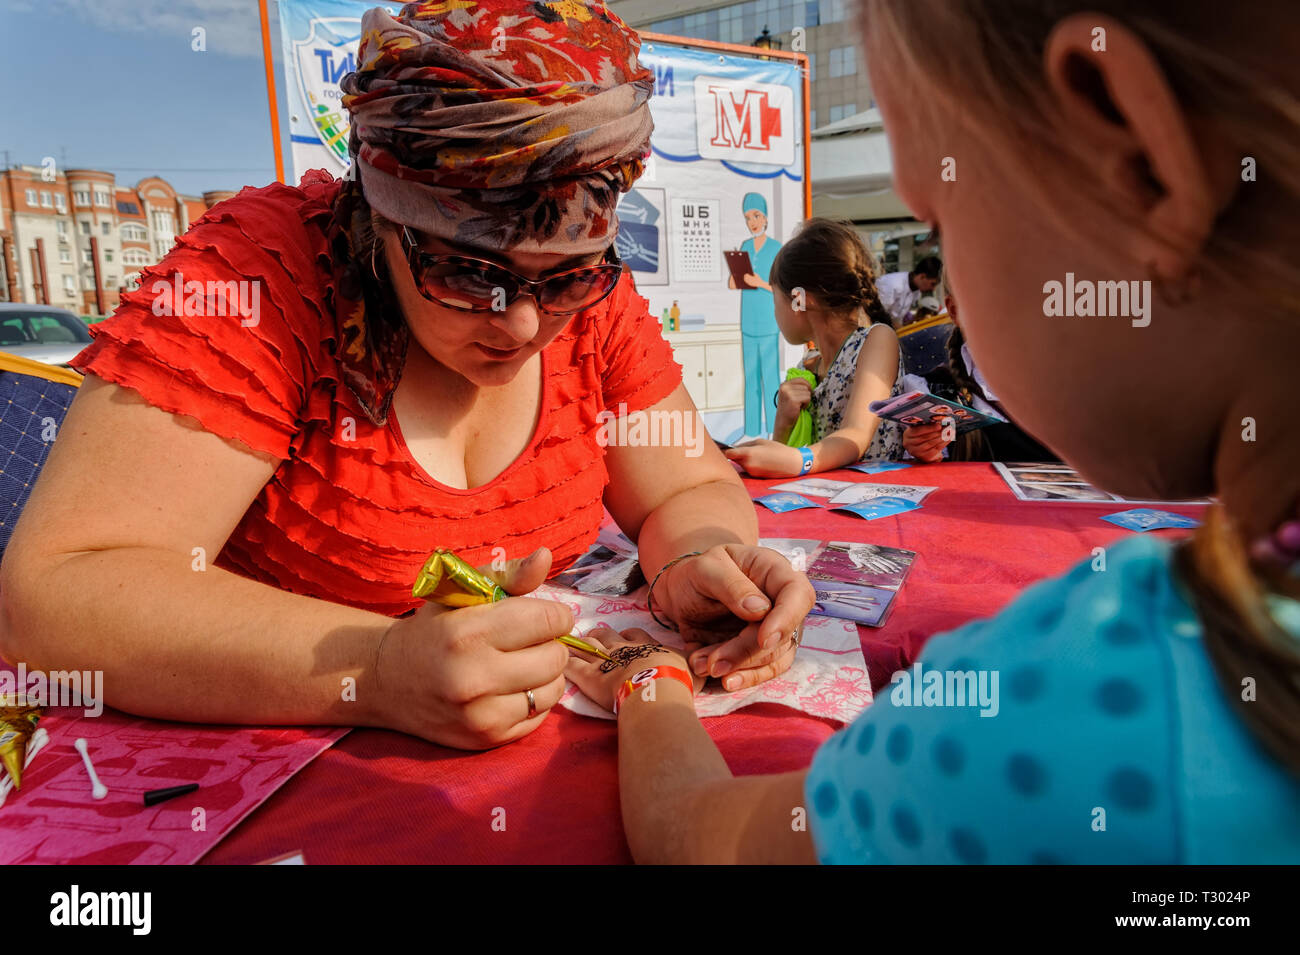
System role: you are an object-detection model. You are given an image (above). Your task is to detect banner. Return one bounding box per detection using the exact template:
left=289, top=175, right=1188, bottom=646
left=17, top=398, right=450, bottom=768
left=276, top=0, right=395, bottom=178
left=274, top=2, right=810, bottom=441
left=628, top=37, right=808, bottom=440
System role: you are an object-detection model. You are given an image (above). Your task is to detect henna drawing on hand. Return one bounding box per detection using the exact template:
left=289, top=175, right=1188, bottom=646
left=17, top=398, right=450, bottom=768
left=598, top=643, right=670, bottom=674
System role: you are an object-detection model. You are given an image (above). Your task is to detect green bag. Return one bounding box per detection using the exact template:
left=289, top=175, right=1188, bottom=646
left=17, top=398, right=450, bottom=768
left=782, top=367, right=818, bottom=447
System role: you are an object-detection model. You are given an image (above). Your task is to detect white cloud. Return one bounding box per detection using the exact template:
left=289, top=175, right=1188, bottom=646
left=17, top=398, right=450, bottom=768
left=31, top=0, right=270, bottom=59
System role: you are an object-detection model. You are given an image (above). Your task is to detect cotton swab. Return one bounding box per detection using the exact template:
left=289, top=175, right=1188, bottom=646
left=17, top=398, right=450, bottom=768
left=74, top=738, right=108, bottom=800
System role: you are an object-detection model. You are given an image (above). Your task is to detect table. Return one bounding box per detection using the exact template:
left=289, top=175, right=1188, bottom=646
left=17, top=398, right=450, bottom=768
left=203, top=462, right=1204, bottom=864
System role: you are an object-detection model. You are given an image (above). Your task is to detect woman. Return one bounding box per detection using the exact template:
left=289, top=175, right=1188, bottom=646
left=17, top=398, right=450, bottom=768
left=566, top=1, right=1300, bottom=862
left=0, top=2, right=813, bottom=751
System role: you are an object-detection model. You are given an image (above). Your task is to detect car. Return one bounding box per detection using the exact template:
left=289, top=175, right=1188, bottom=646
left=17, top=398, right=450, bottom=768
left=0, top=303, right=94, bottom=368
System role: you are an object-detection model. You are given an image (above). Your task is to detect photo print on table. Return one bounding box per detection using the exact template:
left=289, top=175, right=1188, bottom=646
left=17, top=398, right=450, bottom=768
left=805, top=541, right=919, bottom=627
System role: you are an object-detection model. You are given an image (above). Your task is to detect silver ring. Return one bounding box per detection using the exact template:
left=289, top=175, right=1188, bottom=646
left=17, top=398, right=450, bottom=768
left=525, top=688, right=537, bottom=718
left=791, top=627, right=803, bottom=648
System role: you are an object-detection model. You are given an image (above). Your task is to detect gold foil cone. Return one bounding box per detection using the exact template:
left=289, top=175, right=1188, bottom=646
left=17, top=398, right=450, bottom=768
left=411, top=549, right=615, bottom=663
left=0, top=695, right=42, bottom=790
left=412, top=549, right=507, bottom=606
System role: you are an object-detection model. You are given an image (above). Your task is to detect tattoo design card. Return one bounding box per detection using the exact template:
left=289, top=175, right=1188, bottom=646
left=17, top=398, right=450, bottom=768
left=0, top=665, right=347, bottom=865
left=552, top=545, right=645, bottom=595
left=994, top=462, right=1214, bottom=505
left=771, top=477, right=855, bottom=498
left=805, top=541, right=919, bottom=628
left=828, top=482, right=939, bottom=507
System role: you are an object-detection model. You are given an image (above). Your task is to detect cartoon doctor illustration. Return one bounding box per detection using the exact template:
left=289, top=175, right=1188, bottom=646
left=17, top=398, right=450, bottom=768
left=728, top=192, right=782, bottom=437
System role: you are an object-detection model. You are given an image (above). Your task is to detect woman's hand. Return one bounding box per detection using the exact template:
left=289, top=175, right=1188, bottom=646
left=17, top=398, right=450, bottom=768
left=776, top=376, right=813, bottom=420
left=724, top=439, right=804, bottom=477
left=650, top=544, right=815, bottom=691
left=902, top=422, right=950, bottom=463
left=564, top=626, right=705, bottom=713
left=372, top=548, right=573, bottom=750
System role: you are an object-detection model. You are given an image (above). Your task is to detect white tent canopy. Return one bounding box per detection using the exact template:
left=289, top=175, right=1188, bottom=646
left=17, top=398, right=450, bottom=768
left=809, top=107, right=915, bottom=223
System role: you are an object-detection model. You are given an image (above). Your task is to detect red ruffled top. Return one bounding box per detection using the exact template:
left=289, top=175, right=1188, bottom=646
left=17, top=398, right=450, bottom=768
left=72, top=174, right=682, bottom=617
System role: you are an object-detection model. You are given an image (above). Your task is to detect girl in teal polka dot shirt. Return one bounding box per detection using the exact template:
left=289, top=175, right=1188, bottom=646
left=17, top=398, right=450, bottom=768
left=564, top=0, right=1300, bottom=863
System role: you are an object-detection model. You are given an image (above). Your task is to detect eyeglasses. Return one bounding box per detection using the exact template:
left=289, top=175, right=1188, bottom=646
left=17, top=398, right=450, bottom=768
left=399, top=226, right=624, bottom=316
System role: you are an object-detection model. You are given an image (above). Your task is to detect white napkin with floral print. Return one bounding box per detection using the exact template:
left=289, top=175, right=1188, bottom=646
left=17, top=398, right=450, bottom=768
left=534, top=535, right=872, bottom=722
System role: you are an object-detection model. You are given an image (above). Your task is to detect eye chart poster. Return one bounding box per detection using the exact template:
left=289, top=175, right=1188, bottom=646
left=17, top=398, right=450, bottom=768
left=669, top=198, right=722, bottom=281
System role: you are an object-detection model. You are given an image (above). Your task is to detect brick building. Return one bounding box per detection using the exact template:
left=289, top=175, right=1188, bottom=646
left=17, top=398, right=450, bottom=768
left=0, top=165, right=236, bottom=315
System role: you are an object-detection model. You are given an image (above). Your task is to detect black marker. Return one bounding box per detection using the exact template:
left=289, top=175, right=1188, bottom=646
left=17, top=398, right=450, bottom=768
left=143, top=783, right=199, bottom=807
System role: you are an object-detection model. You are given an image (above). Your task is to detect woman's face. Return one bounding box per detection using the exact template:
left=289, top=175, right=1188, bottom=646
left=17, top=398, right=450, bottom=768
left=863, top=25, right=1223, bottom=500
left=745, top=209, right=768, bottom=236
left=382, top=224, right=605, bottom=388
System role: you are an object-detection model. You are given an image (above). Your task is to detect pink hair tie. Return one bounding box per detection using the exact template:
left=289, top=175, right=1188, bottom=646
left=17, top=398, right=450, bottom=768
left=1252, top=519, right=1300, bottom=574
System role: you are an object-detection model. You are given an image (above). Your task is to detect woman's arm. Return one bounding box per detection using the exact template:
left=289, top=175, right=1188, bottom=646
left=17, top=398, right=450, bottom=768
left=602, top=383, right=758, bottom=572
left=0, top=377, right=388, bottom=725
left=0, top=377, right=572, bottom=748
left=602, top=384, right=815, bottom=690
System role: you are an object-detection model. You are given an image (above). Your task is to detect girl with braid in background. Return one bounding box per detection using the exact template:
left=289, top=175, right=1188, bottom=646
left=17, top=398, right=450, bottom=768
left=725, top=219, right=907, bottom=477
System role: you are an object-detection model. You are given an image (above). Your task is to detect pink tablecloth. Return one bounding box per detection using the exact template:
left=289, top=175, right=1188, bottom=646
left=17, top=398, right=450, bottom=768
left=203, top=462, right=1205, bottom=864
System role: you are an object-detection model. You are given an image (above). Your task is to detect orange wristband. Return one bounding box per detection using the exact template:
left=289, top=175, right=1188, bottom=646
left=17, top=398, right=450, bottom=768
left=613, top=665, right=694, bottom=715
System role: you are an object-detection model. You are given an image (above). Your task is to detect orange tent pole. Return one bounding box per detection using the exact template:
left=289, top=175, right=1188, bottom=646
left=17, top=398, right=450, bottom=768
left=259, top=0, right=287, bottom=184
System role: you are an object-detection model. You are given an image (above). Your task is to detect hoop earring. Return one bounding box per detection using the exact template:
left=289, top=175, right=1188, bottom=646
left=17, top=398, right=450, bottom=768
left=1147, top=262, right=1201, bottom=307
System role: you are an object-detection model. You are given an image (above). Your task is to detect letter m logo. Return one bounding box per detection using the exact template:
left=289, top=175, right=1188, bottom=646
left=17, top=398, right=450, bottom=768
left=695, top=76, right=795, bottom=166
left=708, top=86, right=782, bottom=151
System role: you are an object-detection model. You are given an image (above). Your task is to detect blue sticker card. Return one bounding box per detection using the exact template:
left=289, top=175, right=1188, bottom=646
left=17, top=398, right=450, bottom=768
left=831, top=496, right=921, bottom=520
left=1101, top=508, right=1202, bottom=532
left=755, top=492, right=823, bottom=513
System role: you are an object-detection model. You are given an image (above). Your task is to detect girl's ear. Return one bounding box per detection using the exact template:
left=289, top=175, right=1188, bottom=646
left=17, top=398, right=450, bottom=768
left=1042, top=14, right=1224, bottom=281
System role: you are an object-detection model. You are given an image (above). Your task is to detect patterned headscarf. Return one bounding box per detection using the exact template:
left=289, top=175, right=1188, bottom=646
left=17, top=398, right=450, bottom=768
left=325, top=0, right=653, bottom=425
left=348, top=0, right=653, bottom=253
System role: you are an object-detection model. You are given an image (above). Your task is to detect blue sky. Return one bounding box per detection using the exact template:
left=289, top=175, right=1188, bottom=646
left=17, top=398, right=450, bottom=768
left=1, top=0, right=292, bottom=196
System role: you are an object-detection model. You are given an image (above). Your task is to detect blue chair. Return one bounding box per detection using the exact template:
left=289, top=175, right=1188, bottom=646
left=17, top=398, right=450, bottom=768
left=896, top=315, right=955, bottom=377
left=0, top=353, right=82, bottom=558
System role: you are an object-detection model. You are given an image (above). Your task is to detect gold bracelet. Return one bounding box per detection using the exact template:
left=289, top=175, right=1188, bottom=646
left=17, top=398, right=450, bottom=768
left=647, top=551, right=703, bottom=632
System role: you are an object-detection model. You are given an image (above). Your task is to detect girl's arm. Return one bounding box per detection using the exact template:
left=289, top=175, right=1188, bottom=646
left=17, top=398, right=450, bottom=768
left=618, top=685, right=818, bottom=864
left=567, top=632, right=819, bottom=864
left=771, top=375, right=814, bottom=445
left=805, top=324, right=900, bottom=470
left=772, top=416, right=794, bottom=444
left=724, top=326, right=901, bottom=477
